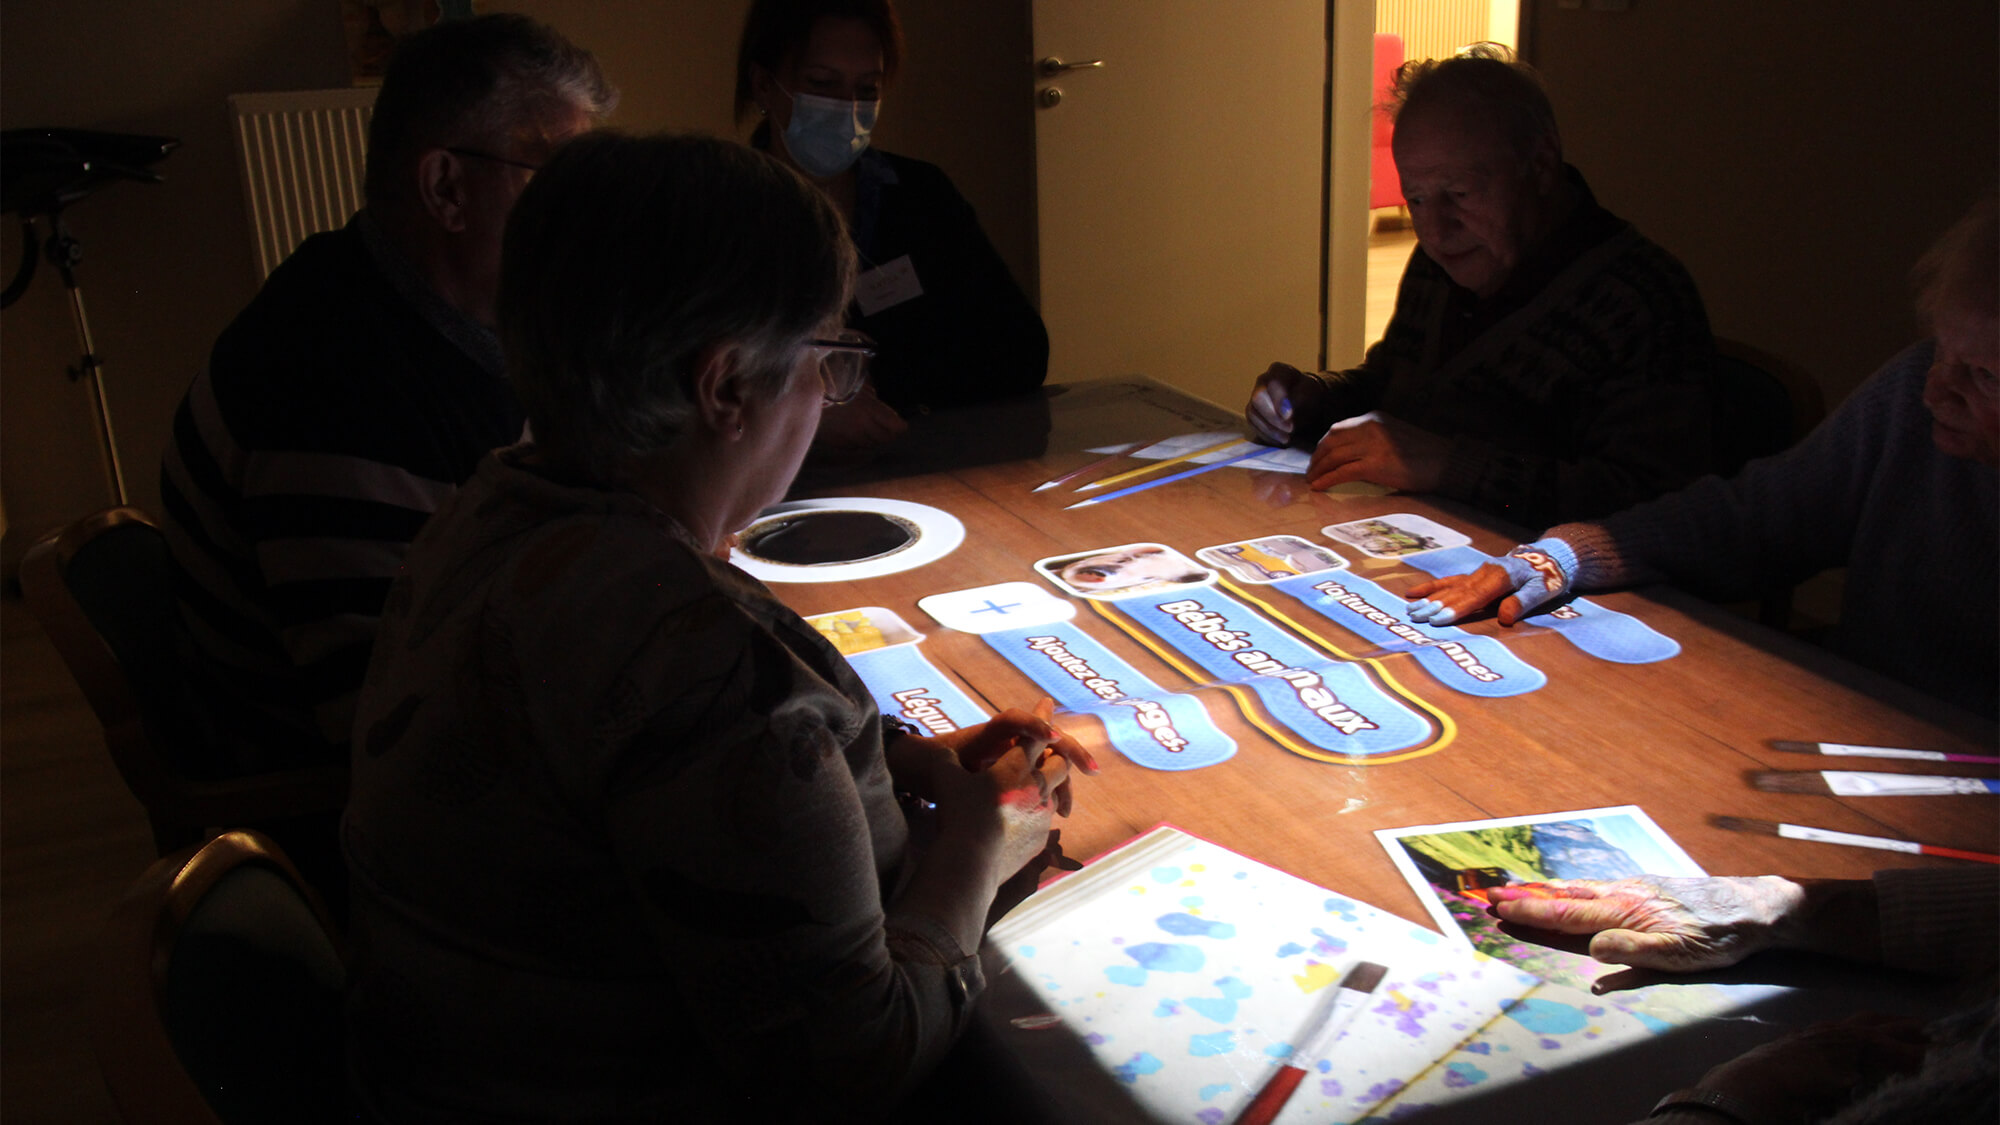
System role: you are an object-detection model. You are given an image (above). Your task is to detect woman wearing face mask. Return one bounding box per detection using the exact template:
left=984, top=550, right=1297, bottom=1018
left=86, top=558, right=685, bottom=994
left=737, top=0, right=1050, bottom=453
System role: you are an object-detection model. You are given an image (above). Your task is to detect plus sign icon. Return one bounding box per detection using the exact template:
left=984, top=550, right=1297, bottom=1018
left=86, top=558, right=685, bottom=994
left=920, top=582, right=1076, bottom=635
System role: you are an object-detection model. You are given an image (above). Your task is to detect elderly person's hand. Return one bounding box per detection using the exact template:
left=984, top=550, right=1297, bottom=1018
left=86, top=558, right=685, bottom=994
left=1675, top=1013, right=1929, bottom=1125
left=886, top=698, right=1098, bottom=873
left=1405, top=538, right=1579, bottom=626
left=1306, top=414, right=1452, bottom=493
left=1246, top=362, right=1323, bottom=446
left=932, top=698, right=1098, bottom=817
left=1486, top=875, right=1810, bottom=973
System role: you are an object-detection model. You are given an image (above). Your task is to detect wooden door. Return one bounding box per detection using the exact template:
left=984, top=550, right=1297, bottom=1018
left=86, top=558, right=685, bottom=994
left=1031, top=0, right=1358, bottom=412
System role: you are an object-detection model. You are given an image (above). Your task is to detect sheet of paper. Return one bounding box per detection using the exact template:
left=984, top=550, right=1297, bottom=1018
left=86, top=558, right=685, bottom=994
left=986, top=825, right=1542, bottom=1124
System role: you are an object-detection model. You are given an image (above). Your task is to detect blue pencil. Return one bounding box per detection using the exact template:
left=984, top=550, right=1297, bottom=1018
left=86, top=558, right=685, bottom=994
left=1065, top=444, right=1266, bottom=509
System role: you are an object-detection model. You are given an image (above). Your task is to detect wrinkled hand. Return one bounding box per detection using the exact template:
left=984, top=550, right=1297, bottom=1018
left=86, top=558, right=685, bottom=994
left=1487, top=875, right=1807, bottom=972
left=1246, top=362, right=1318, bottom=446
left=813, top=384, right=908, bottom=453
left=1694, top=1012, right=1929, bottom=1124
left=1406, top=541, right=1574, bottom=626
left=933, top=698, right=1099, bottom=818
left=1306, top=415, right=1451, bottom=493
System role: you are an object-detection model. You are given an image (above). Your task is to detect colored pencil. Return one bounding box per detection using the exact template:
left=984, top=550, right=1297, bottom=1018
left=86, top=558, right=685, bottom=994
left=1076, top=436, right=1250, bottom=491
left=1711, top=815, right=2000, bottom=865
left=1235, top=961, right=1388, bottom=1125
left=1769, top=739, right=2000, bottom=766
left=1748, top=770, right=2000, bottom=797
left=1066, top=445, right=1267, bottom=509
left=1031, top=440, right=1149, bottom=492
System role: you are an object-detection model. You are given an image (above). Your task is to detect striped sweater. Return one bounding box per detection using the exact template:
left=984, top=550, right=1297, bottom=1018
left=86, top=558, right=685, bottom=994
left=159, top=213, right=523, bottom=772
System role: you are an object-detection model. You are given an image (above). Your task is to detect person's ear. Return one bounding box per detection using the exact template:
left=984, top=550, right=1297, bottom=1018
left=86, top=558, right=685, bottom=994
left=749, top=64, right=784, bottom=121
left=689, top=341, right=752, bottom=438
left=1526, top=134, right=1562, bottom=193
left=414, top=148, right=472, bottom=233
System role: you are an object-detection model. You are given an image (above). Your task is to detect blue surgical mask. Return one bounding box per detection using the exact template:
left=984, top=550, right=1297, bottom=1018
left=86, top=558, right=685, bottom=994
left=778, top=84, right=878, bottom=179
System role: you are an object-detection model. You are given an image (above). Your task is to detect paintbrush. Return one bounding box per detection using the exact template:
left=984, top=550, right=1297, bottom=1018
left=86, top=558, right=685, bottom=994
left=1031, top=440, right=1149, bottom=492
left=1711, top=815, right=2000, bottom=864
left=1066, top=445, right=1266, bottom=510
left=1748, top=770, right=2000, bottom=797
left=1769, top=739, right=2000, bottom=766
left=1235, top=960, right=1387, bottom=1125
left=1076, top=436, right=1249, bottom=491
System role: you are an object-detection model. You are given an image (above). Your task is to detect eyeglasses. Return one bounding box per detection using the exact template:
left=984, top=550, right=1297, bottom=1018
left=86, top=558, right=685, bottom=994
left=445, top=146, right=543, bottom=173
left=808, top=331, right=876, bottom=406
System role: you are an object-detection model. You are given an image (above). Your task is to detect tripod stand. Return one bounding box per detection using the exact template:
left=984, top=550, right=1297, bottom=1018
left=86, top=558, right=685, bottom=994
left=1, top=127, right=178, bottom=507
left=6, top=208, right=129, bottom=503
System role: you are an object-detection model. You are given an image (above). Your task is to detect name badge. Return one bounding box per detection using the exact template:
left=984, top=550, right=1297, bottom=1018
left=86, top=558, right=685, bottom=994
left=855, top=255, right=923, bottom=316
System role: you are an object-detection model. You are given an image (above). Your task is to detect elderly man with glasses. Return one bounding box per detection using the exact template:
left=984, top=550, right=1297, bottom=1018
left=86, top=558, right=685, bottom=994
left=158, top=14, right=615, bottom=776
left=1247, top=46, right=1725, bottom=528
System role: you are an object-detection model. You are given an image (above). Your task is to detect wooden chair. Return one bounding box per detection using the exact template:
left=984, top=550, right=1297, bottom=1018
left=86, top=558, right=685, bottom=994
left=1709, top=340, right=1830, bottom=628
left=1713, top=337, right=1828, bottom=473
left=1368, top=33, right=1408, bottom=233
left=18, top=506, right=346, bottom=854
left=92, top=829, right=348, bottom=1124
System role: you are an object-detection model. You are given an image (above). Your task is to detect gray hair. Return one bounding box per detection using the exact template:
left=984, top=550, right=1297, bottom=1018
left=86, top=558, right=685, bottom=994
left=363, top=14, right=616, bottom=203
left=1390, top=43, right=1559, bottom=164
left=498, top=132, right=854, bottom=483
left=1913, top=195, right=1999, bottom=328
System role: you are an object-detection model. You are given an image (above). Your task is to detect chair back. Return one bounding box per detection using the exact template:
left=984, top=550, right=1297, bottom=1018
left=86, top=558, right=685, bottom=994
left=19, top=507, right=347, bottom=853
left=94, top=829, right=348, bottom=1125
left=1370, top=34, right=1406, bottom=210
left=1712, top=338, right=1828, bottom=474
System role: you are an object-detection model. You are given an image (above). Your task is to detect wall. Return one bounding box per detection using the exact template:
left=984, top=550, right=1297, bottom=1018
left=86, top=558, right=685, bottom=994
left=1525, top=0, right=1998, bottom=406
left=0, top=0, right=1037, bottom=574
left=0, top=1, right=353, bottom=570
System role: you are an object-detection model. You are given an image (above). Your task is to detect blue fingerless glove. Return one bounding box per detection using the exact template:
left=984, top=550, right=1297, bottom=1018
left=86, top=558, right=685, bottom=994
left=1408, top=538, right=1578, bottom=625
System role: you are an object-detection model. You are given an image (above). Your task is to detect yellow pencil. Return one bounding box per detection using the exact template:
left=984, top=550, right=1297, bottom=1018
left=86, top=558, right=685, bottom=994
left=1075, top=436, right=1251, bottom=491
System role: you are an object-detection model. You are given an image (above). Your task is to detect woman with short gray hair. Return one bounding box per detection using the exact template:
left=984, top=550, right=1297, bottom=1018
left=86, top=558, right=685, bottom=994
left=343, top=131, right=1094, bottom=1122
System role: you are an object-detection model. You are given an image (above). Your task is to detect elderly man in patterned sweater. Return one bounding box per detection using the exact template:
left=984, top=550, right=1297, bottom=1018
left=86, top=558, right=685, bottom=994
left=158, top=16, right=613, bottom=774
left=1247, top=46, right=1723, bottom=527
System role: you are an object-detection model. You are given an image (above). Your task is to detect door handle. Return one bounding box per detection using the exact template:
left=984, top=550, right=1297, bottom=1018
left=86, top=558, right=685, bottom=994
left=1038, top=56, right=1105, bottom=78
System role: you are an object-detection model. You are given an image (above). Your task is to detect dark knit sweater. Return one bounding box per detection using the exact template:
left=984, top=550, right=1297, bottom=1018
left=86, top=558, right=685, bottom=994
left=848, top=149, right=1048, bottom=412
left=1553, top=341, right=1998, bottom=719
left=1295, top=168, right=1720, bottom=526
left=159, top=213, right=522, bottom=771
left=1637, top=867, right=1996, bottom=1125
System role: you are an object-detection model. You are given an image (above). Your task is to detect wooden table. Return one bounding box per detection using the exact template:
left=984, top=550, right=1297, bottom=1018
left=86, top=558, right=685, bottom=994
left=775, top=379, right=1997, bottom=1122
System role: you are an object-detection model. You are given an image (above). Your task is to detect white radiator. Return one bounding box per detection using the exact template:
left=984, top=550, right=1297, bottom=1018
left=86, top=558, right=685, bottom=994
left=227, top=88, right=377, bottom=280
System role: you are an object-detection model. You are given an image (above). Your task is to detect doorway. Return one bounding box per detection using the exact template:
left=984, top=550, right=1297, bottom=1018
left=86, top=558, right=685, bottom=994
left=1363, top=1, right=1520, bottom=348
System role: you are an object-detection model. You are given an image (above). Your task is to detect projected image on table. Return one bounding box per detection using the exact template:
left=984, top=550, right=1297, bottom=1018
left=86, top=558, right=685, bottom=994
left=806, top=605, right=988, bottom=736
left=809, top=605, right=924, bottom=654
left=731, top=496, right=964, bottom=583
left=1196, top=534, right=1347, bottom=584
left=1323, top=513, right=1469, bottom=560
left=919, top=581, right=1238, bottom=771
left=1034, top=542, right=1214, bottom=601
